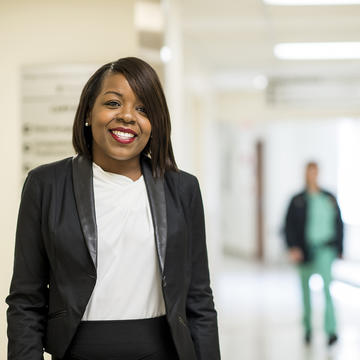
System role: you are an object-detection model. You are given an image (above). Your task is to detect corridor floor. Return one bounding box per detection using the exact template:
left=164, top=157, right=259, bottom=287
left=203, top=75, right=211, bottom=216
left=216, top=257, right=360, bottom=360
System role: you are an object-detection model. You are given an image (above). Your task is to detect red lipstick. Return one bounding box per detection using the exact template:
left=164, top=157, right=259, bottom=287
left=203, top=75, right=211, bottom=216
left=110, top=127, right=137, bottom=135
left=109, top=127, right=137, bottom=144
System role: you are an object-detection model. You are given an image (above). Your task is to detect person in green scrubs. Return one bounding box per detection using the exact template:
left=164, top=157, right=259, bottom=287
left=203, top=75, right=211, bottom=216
left=284, top=162, right=343, bottom=346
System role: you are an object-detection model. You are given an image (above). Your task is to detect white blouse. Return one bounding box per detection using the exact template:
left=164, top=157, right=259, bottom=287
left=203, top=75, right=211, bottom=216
left=81, top=161, right=166, bottom=320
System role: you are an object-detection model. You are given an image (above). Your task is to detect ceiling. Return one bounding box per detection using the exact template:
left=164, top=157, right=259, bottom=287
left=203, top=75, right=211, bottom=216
left=181, top=0, right=360, bottom=78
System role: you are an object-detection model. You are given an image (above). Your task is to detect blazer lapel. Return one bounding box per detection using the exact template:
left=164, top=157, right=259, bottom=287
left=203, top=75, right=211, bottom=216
left=71, top=154, right=167, bottom=274
left=72, top=154, right=98, bottom=270
left=141, top=156, right=167, bottom=274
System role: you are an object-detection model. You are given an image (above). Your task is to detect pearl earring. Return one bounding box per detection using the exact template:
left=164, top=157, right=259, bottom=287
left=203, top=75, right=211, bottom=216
left=85, top=122, right=89, bottom=127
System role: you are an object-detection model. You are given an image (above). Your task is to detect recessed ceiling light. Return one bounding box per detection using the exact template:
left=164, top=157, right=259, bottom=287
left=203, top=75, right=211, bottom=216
left=274, top=42, right=360, bottom=60
left=264, top=0, right=360, bottom=5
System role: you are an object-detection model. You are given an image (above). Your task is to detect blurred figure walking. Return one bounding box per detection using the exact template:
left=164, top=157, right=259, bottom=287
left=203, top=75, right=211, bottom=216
left=284, top=162, right=343, bottom=346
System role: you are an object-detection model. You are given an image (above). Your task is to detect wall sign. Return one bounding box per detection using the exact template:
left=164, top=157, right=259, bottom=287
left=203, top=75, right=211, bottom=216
left=22, top=64, right=98, bottom=177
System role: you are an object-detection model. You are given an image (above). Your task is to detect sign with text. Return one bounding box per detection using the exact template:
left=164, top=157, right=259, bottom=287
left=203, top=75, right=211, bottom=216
left=22, top=64, right=98, bottom=177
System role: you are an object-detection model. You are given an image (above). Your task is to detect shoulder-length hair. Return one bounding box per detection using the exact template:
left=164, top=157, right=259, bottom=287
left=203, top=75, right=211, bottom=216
left=72, top=57, right=178, bottom=177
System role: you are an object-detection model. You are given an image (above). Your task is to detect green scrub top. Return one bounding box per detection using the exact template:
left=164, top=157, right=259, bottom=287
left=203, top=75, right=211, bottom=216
left=305, top=191, right=336, bottom=247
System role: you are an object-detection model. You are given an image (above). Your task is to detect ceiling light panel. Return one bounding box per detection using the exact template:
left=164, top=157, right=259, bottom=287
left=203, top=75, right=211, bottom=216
left=264, top=0, right=360, bottom=5
left=274, top=42, right=360, bottom=59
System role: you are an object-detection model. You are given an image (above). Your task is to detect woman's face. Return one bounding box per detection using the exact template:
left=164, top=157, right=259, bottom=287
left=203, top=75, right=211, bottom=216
left=88, top=73, right=151, bottom=170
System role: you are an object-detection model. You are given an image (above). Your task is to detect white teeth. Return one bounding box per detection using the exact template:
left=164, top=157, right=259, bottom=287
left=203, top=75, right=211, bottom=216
left=112, top=130, right=135, bottom=138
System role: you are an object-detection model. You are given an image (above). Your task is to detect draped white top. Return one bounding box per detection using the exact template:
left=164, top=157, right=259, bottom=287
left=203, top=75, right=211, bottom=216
left=81, top=161, right=166, bottom=320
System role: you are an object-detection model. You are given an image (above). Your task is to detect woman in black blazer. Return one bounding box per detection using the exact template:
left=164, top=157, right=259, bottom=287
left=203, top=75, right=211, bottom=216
left=6, top=57, right=220, bottom=360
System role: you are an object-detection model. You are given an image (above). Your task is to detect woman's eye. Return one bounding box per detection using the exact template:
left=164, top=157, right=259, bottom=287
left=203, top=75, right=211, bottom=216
left=137, top=106, right=147, bottom=114
left=106, top=101, right=120, bottom=107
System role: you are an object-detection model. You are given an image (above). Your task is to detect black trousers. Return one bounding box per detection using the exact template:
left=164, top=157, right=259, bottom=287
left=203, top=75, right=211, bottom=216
left=61, top=316, right=179, bottom=360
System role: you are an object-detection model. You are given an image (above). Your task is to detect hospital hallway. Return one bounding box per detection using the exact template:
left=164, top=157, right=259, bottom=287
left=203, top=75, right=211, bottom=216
left=216, top=257, right=360, bottom=360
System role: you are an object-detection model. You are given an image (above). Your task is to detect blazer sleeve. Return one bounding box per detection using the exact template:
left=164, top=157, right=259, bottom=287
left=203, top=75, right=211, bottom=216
left=6, top=172, right=49, bottom=360
left=184, top=176, right=221, bottom=360
left=333, top=197, right=344, bottom=256
left=284, top=197, right=297, bottom=248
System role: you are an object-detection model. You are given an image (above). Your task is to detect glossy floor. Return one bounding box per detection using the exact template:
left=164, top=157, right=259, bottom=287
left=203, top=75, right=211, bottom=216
left=216, top=257, right=360, bottom=360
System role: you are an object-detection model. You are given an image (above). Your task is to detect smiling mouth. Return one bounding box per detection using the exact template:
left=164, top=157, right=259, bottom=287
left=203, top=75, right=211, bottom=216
left=109, top=129, right=137, bottom=144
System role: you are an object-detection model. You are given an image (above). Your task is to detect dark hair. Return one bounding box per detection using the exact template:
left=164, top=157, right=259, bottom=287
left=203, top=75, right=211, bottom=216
left=72, top=57, right=178, bottom=177
left=306, top=161, right=318, bottom=169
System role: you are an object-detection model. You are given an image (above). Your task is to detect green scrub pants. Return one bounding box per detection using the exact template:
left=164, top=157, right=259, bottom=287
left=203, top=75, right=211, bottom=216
left=298, top=246, right=337, bottom=335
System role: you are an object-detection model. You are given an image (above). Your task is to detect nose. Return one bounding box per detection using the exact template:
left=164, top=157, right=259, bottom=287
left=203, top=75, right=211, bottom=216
left=116, top=104, right=135, bottom=124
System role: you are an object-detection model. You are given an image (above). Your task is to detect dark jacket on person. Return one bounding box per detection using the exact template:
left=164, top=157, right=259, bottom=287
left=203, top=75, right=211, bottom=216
left=284, top=189, right=343, bottom=263
left=6, top=154, right=221, bottom=360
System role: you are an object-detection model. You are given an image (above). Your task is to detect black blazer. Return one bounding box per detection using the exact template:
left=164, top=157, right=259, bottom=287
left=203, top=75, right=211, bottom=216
left=284, top=189, right=343, bottom=263
left=6, top=154, right=220, bottom=360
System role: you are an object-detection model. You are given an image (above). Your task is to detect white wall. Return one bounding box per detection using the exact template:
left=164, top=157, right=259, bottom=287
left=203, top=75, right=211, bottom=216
left=218, top=123, right=259, bottom=258
left=337, top=119, right=360, bottom=261
left=0, top=1, right=137, bottom=356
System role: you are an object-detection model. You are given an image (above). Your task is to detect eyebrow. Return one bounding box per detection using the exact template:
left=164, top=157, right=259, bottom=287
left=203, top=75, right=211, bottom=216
left=103, top=91, right=123, bottom=97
